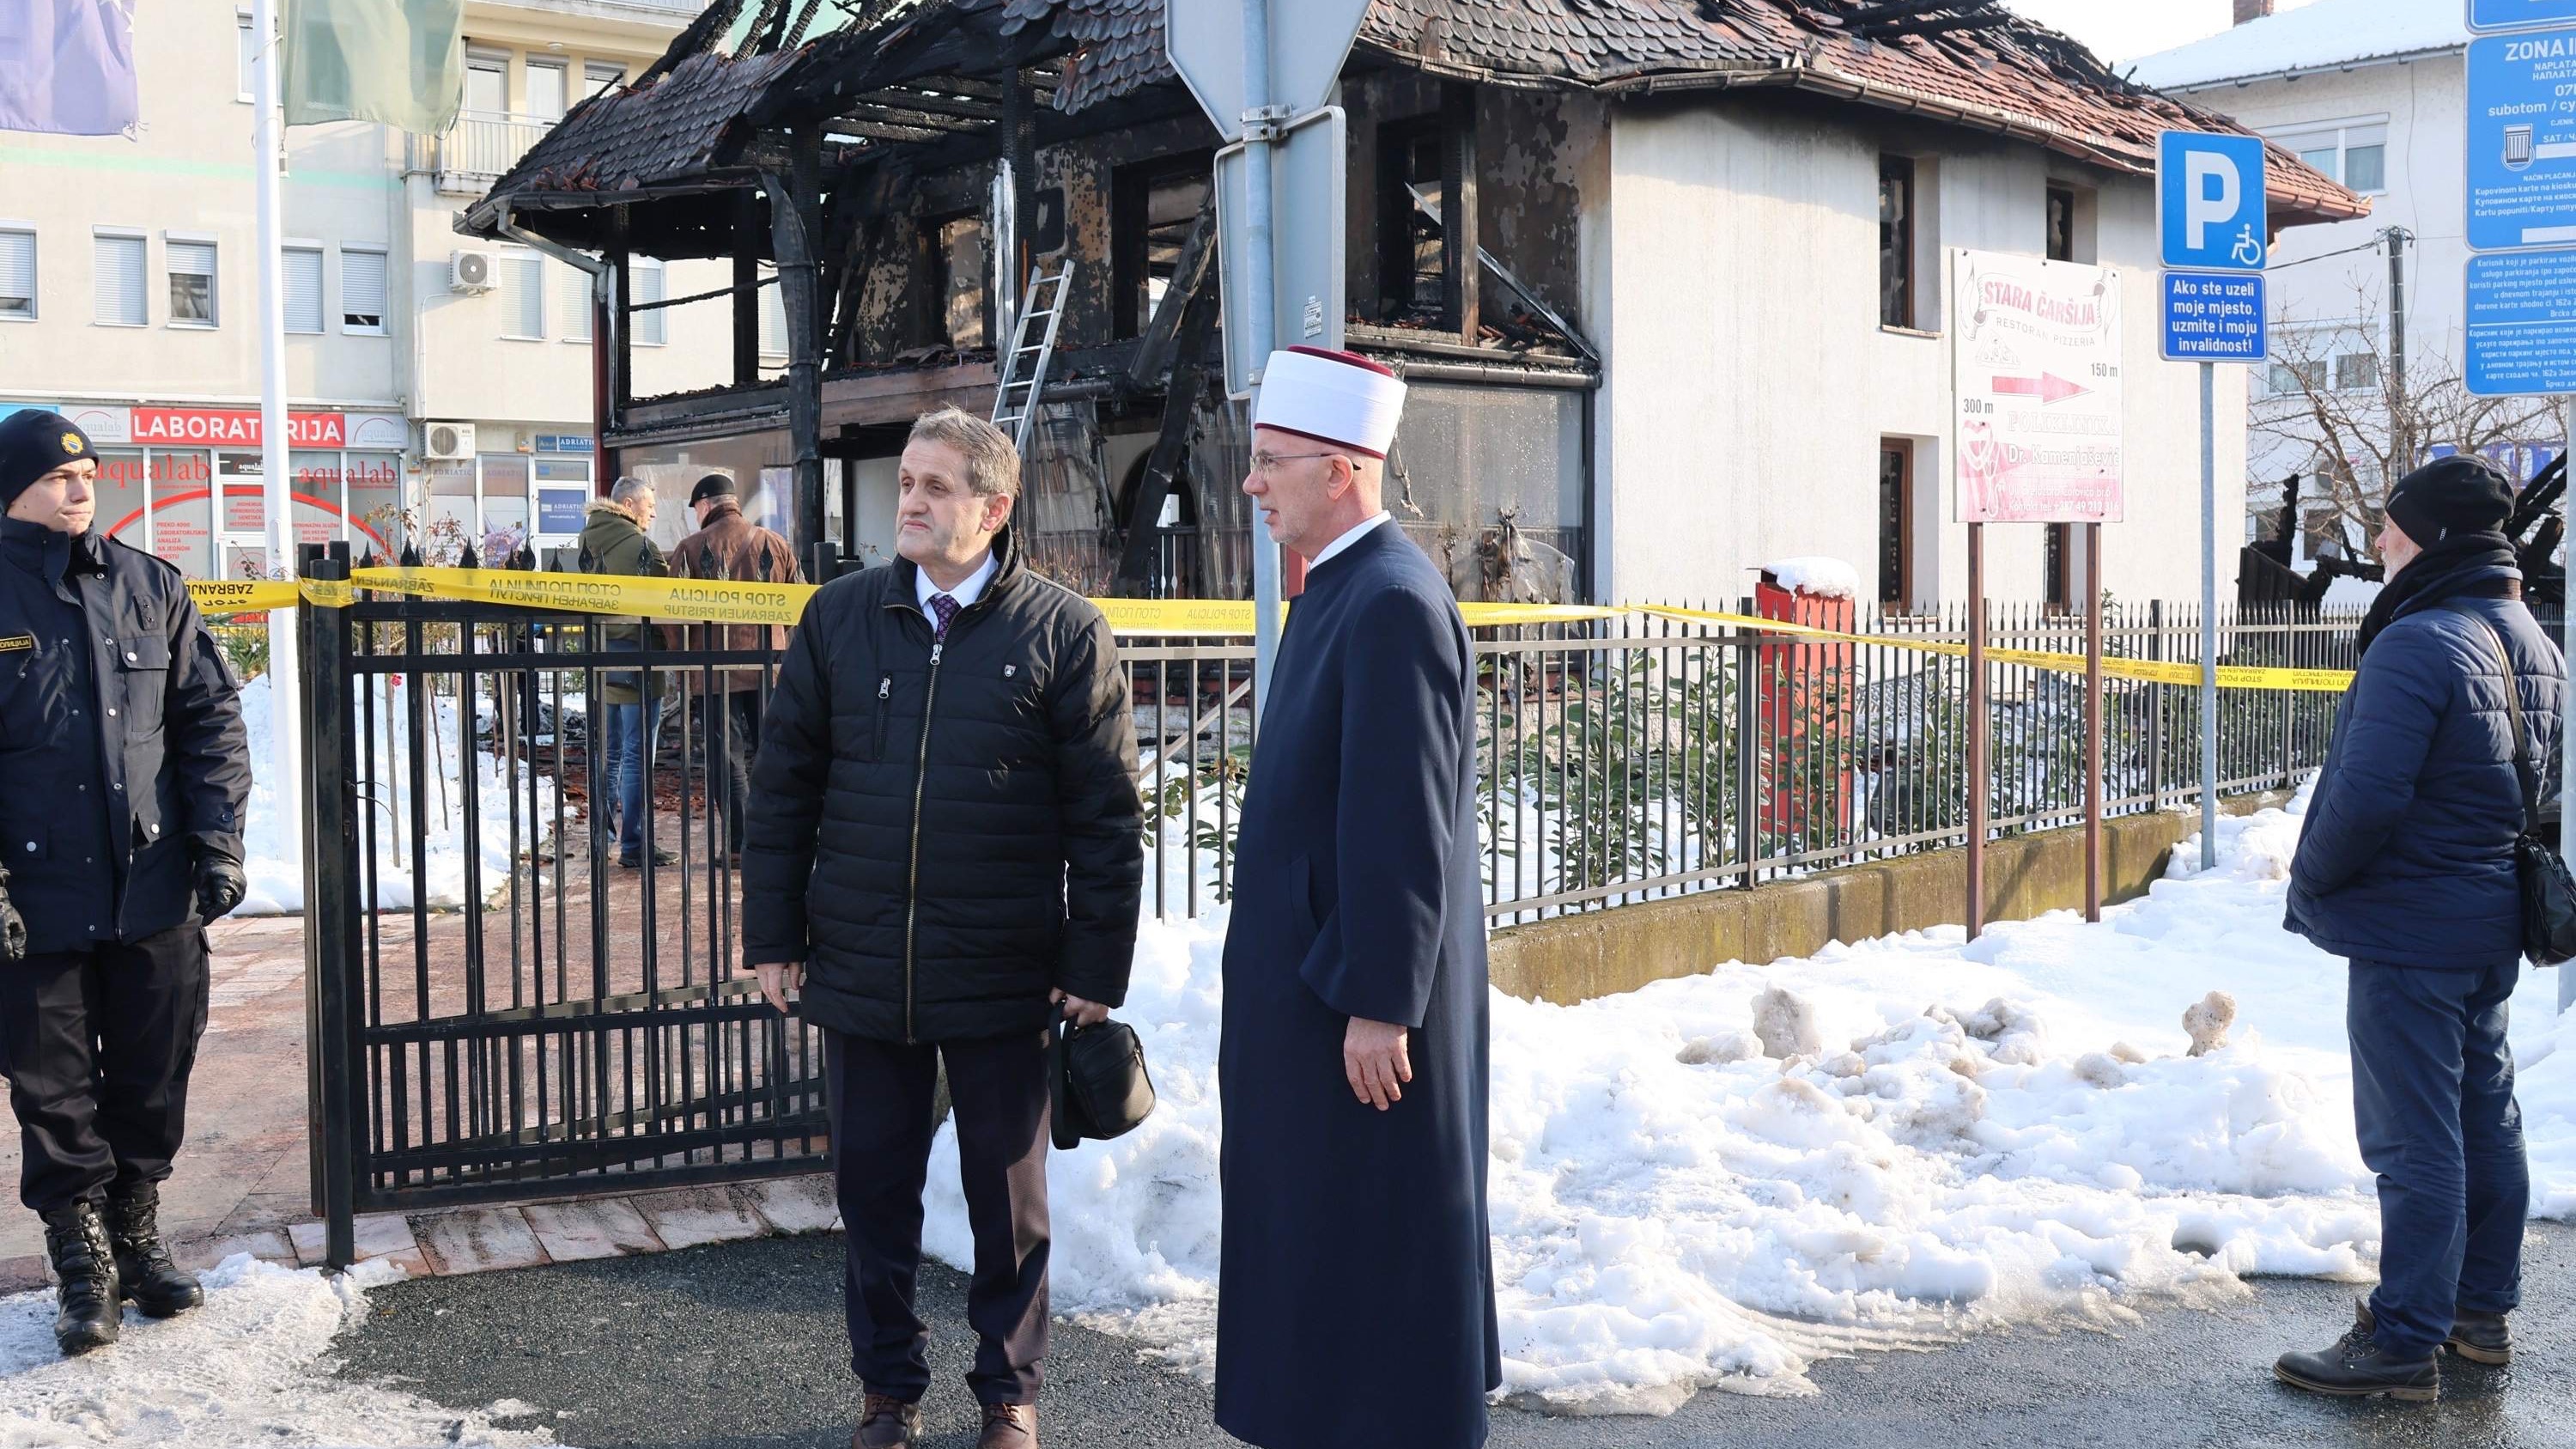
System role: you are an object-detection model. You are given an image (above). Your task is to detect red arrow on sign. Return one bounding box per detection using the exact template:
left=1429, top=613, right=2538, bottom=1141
left=1991, top=373, right=2089, bottom=404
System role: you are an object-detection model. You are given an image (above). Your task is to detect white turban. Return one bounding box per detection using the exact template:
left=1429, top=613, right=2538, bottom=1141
left=1252, top=346, right=1407, bottom=460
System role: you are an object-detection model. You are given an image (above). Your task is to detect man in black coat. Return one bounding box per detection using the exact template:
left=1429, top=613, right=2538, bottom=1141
left=2275, top=456, right=2562, bottom=1402
left=1215, top=347, right=1500, bottom=1449
left=0, top=410, right=252, bottom=1356
left=741, top=405, right=1142, bottom=1449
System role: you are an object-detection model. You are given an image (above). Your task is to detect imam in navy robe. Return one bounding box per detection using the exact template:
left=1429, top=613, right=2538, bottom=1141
left=1215, top=522, right=1501, bottom=1449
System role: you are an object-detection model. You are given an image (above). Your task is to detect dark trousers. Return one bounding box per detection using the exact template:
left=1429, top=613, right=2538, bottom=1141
left=2348, top=957, right=2529, bottom=1358
left=0, top=924, right=210, bottom=1214
left=826, top=1028, right=1052, bottom=1405
left=702, top=690, right=762, bottom=853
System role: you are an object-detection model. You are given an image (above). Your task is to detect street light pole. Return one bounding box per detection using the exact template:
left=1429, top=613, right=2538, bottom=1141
left=252, top=0, right=301, bottom=866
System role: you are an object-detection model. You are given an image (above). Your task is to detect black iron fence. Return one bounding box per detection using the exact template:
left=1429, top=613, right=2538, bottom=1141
left=295, top=542, right=2427, bottom=1249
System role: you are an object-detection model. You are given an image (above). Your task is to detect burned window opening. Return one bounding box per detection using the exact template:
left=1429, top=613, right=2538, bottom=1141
left=920, top=210, right=987, bottom=350
left=1112, top=155, right=1212, bottom=341
left=1377, top=117, right=1449, bottom=328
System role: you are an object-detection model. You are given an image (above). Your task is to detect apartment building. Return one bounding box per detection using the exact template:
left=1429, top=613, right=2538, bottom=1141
left=0, top=0, right=739, bottom=578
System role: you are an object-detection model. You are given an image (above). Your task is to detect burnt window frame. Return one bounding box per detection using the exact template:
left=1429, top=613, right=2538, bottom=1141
left=1878, top=439, right=1915, bottom=609
left=914, top=207, right=988, bottom=351
left=1110, top=150, right=1215, bottom=341
left=1377, top=113, right=1451, bottom=329
left=1879, top=155, right=1917, bottom=330
left=2045, top=183, right=2078, bottom=263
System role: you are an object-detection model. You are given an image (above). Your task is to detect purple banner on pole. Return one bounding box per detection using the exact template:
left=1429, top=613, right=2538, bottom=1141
left=0, top=0, right=140, bottom=137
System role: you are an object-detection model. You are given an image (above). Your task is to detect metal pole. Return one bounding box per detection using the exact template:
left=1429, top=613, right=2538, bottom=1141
left=1966, top=522, right=1987, bottom=938
left=2562, top=398, right=2575, bottom=1015
left=252, top=0, right=301, bottom=871
left=2085, top=521, right=2104, bottom=922
left=2200, top=360, right=2219, bottom=871
left=1241, top=0, right=1284, bottom=721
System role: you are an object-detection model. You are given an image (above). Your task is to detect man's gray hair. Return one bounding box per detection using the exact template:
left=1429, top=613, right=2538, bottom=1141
left=908, top=406, right=1021, bottom=500
left=609, top=476, right=654, bottom=513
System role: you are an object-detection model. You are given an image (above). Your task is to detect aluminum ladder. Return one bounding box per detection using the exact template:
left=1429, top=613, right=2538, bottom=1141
left=992, top=259, right=1073, bottom=454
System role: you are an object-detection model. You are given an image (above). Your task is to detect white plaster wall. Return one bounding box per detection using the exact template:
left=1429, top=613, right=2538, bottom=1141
left=1598, top=101, right=2246, bottom=607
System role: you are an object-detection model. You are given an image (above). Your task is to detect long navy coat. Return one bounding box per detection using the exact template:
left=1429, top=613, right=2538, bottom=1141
left=2286, top=574, right=2565, bottom=970
left=1215, top=523, right=1501, bottom=1449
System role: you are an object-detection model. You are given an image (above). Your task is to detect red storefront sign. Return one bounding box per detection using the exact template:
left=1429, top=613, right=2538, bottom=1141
left=129, top=406, right=347, bottom=447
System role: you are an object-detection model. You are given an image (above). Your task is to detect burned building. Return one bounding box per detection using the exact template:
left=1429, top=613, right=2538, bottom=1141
left=462, top=0, right=2363, bottom=605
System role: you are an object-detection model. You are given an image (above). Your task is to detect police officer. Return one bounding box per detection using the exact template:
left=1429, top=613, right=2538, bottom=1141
left=0, top=410, right=252, bottom=1356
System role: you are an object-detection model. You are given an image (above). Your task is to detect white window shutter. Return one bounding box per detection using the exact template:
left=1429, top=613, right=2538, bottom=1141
left=0, top=231, right=33, bottom=317
left=341, top=248, right=386, bottom=330
left=559, top=263, right=592, bottom=342
left=759, top=273, right=785, bottom=356
left=506, top=253, right=544, bottom=338
left=634, top=259, right=665, bottom=344
left=95, top=234, right=145, bottom=325
left=283, top=247, right=324, bottom=332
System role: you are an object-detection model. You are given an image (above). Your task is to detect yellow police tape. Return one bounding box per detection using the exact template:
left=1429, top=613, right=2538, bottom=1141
left=190, top=571, right=2354, bottom=692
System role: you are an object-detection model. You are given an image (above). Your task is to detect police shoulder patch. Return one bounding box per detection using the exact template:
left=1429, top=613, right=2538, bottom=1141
left=0, top=634, right=33, bottom=653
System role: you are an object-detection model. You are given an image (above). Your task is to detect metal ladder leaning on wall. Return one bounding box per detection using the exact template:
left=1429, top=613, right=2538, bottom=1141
left=992, top=259, right=1074, bottom=454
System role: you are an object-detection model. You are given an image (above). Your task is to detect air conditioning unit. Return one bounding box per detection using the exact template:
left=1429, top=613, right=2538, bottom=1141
left=449, top=249, right=495, bottom=293
left=424, top=422, right=477, bottom=460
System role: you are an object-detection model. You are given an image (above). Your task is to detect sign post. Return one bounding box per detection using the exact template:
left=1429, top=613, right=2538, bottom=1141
left=1168, top=0, right=1371, bottom=721
left=2157, top=130, right=2269, bottom=872
left=1949, top=248, right=2126, bottom=931
left=2458, top=7, right=2576, bottom=1012
left=251, top=0, right=301, bottom=874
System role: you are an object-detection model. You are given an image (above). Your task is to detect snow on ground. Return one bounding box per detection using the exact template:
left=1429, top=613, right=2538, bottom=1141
left=0, top=1256, right=550, bottom=1447
left=930, top=787, right=2576, bottom=1413
left=236, top=676, right=554, bottom=916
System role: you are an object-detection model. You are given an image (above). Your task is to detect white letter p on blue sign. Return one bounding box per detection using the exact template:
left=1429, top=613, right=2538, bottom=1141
left=2159, top=131, right=2268, bottom=272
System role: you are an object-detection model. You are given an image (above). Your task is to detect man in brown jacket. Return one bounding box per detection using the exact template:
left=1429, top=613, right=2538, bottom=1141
left=667, top=474, right=801, bottom=858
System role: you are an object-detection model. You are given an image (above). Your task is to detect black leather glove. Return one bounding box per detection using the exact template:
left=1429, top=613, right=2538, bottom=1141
left=192, top=850, right=247, bottom=923
left=0, top=866, right=24, bottom=963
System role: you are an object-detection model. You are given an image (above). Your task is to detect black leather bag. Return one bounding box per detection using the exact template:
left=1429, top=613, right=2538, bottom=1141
left=2450, top=606, right=2576, bottom=967
left=1050, top=1016, right=1157, bottom=1150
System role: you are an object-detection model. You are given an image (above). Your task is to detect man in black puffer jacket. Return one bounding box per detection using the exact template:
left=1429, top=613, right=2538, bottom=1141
left=741, top=406, right=1140, bottom=1449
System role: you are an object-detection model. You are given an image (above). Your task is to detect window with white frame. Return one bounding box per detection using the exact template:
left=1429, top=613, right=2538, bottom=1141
left=167, top=238, right=218, bottom=326
left=94, top=231, right=146, bottom=326
left=560, top=262, right=592, bottom=343
left=341, top=246, right=386, bottom=332
left=283, top=245, right=325, bottom=333
left=502, top=251, right=544, bottom=338
left=526, top=59, right=568, bottom=122
left=0, top=228, right=33, bottom=320
left=235, top=9, right=258, bottom=103
left=583, top=63, right=624, bottom=100
left=632, top=257, right=666, bottom=344
left=2269, top=117, right=2389, bottom=194
left=758, top=267, right=786, bottom=358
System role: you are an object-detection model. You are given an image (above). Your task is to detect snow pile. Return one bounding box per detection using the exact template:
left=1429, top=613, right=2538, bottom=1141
left=0, top=1256, right=550, bottom=1447
left=925, top=791, right=2576, bottom=1412
left=1759, top=557, right=1861, bottom=601
left=2125, top=0, right=2463, bottom=88
left=237, top=676, right=554, bottom=916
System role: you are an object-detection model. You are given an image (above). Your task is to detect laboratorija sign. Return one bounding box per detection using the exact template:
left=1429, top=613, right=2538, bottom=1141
left=1949, top=249, right=2125, bottom=524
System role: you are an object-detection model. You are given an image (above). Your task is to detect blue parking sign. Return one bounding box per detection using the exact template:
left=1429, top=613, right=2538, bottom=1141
left=2158, top=131, right=2269, bottom=272
left=2469, top=0, right=2576, bottom=33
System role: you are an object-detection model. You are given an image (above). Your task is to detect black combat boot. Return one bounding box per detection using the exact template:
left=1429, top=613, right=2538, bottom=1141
left=106, top=1181, right=204, bottom=1318
left=2446, top=1307, right=2512, bottom=1366
left=2274, top=1302, right=2438, bottom=1403
left=39, top=1201, right=121, bottom=1355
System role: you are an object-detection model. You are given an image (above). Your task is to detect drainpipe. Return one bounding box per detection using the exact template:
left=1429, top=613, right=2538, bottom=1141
left=494, top=200, right=616, bottom=527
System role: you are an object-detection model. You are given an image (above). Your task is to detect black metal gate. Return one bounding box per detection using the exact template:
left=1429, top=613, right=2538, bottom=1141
left=298, top=545, right=827, bottom=1262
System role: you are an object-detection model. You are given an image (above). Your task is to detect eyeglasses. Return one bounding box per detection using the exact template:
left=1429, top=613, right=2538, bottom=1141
left=1249, top=450, right=1349, bottom=476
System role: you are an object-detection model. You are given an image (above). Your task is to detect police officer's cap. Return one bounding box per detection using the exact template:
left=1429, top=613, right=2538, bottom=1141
left=0, top=410, right=99, bottom=509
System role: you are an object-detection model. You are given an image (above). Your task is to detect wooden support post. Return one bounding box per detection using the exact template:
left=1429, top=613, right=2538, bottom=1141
left=734, top=189, right=763, bottom=387
left=766, top=135, right=827, bottom=561
left=1441, top=82, right=1479, bottom=342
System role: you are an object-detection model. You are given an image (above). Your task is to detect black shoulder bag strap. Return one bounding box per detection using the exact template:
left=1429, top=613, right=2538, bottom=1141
left=2444, top=601, right=2576, bottom=965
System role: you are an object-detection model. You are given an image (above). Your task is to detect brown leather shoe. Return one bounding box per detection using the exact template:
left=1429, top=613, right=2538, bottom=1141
left=851, top=1392, right=920, bottom=1449
left=976, top=1401, right=1037, bottom=1449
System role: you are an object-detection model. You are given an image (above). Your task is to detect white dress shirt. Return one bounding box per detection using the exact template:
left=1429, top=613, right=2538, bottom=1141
left=916, top=547, right=999, bottom=625
left=1309, top=511, right=1391, bottom=569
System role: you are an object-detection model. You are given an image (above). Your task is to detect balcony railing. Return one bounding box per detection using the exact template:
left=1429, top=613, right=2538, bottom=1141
left=411, top=111, right=557, bottom=196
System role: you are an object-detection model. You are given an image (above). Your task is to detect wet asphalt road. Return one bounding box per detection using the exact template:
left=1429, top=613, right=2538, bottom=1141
left=337, top=1225, right=2576, bottom=1449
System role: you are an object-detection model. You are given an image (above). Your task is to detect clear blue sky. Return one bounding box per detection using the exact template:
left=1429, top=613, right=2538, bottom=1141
left=2003, top=0, right=2324, bottom=66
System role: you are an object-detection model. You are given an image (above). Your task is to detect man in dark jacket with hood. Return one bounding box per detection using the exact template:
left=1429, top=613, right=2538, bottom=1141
left=2276, top=455, right=2562, bottom=1402
left=0, top=409, right=252, bottom=1355
left=741, top=406, right=1141, bottom=1449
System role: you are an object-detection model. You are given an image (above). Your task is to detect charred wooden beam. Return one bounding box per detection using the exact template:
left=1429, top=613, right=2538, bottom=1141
left=1441, top=82, right=1479, bottom=341
left=834, top=102, right=987, bottom=133
left=860, top=88, right=1005, bottom=122
left=1113, top=273, right=1223, bottom=596
left=1127, top=192, right=1218, bottom=389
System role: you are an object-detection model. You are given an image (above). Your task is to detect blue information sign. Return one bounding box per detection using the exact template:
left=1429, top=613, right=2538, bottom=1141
left=2470, top=0, right=2576, bottom=33
left=535, top=487, right=590, bottom=535
left=532, top=434, right=595, bottom=454
left=2157, top=131, right=2269, bottom=272
left=2159, top=272, right=2266, bottom=363
left=2467, top=31, right=2576, bottom=251
left=2466, top=247, right=2576, bottom=393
